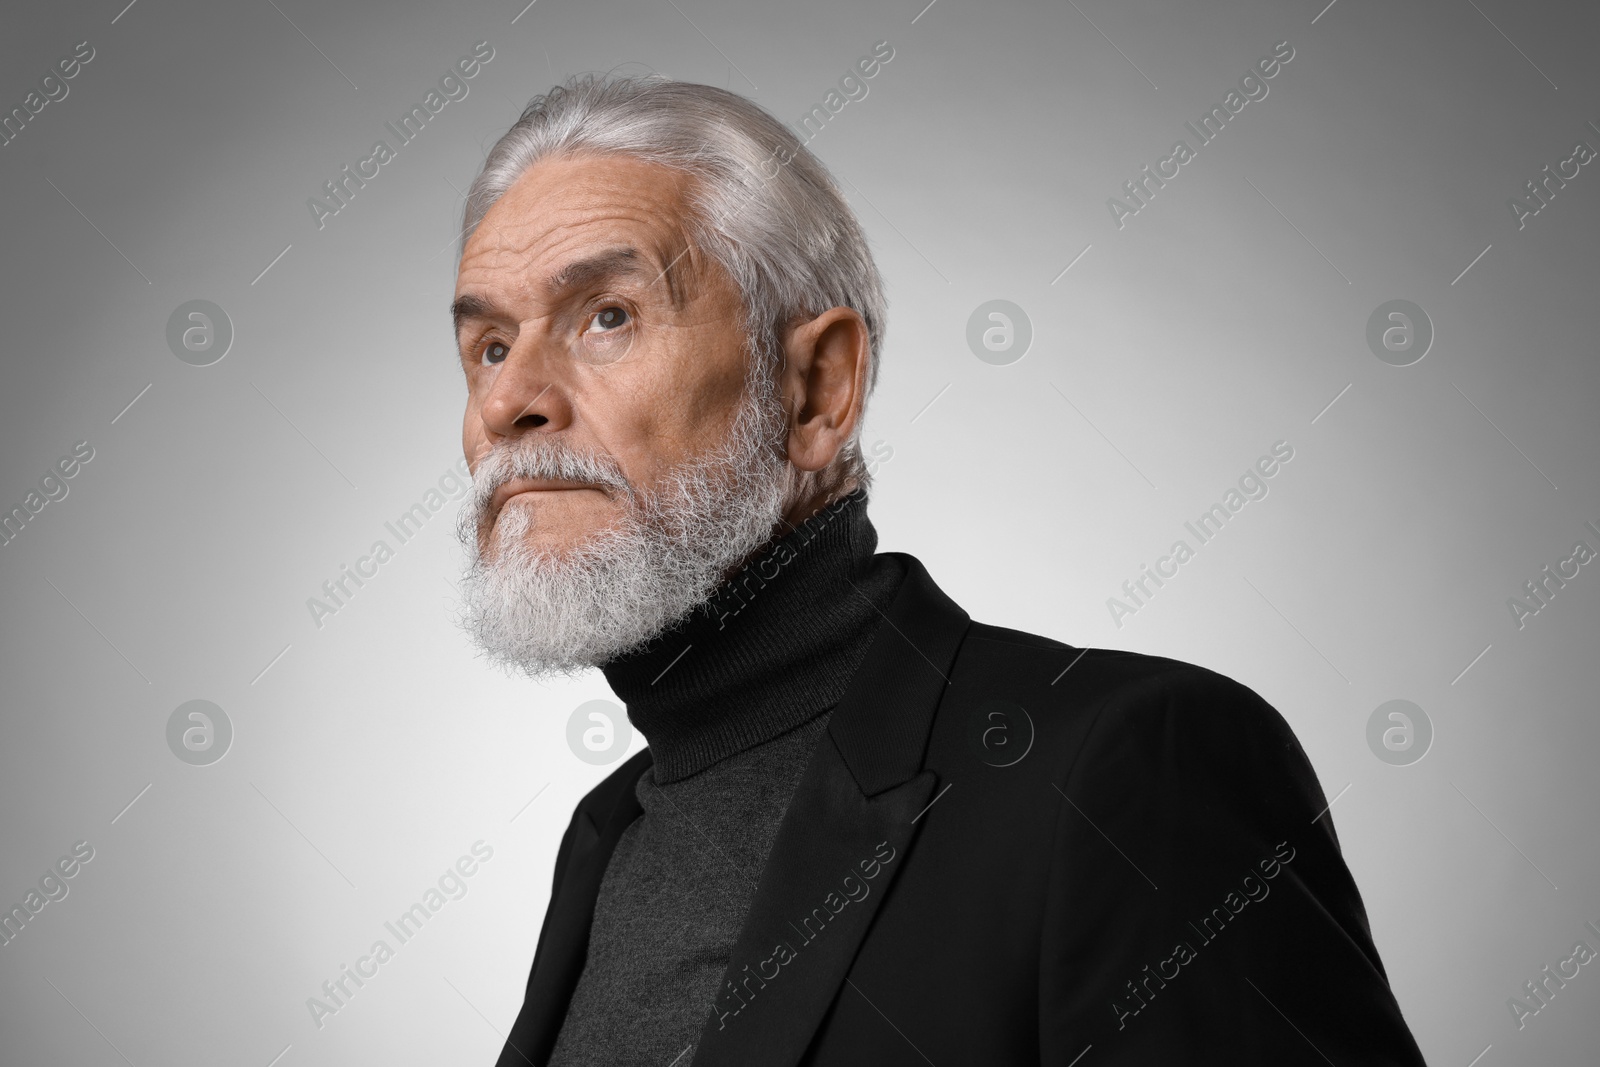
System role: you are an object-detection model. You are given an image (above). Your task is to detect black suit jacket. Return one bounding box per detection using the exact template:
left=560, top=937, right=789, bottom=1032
left=496, top=553, right=1427, bottom=1066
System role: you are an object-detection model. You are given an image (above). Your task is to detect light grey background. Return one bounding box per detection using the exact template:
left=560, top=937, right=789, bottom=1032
left=2, top=0, right=1597, bottom=1064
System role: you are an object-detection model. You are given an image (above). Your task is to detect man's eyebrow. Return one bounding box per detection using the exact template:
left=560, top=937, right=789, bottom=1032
left=543, top=246, right=650, bottom=297
left=544, top=245, right=691, bottom=309
left=450, top=293, right=496, bottom=335
left=450, top=245, right=688, bottom=334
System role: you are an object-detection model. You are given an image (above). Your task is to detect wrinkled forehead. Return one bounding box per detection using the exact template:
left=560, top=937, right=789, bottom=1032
left=457, top=153, right=709, bottom=298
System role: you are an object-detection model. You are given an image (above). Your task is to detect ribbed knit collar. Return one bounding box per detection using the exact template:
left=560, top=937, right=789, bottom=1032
left=600, top=489, right=904, bottom=784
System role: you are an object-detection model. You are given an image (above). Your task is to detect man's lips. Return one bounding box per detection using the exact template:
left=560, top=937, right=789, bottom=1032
left=489, top=478, right=603, bottom=514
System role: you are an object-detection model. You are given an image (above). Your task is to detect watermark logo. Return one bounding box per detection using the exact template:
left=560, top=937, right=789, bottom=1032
left=1507, top=919, right=1600, bottom=1031
left=166, top=300, right=233, bottom=366
left=863, top=438, right=893, bottom=478
left=0, top=841, right=94, bottom=949
left=1107, top=40, right=1296, bottom=229
left=306, top=458, right=470, bottom=629
left=966, top=299, right=1032, bottom=365
left=1365, top=299, right=1431, bottom=367
left=566, top=699, right=631, bottom=765
left=1508, top=131, right=1596, bottom=231
left=710, top=490, right=856, bottom=630
left=1111, top=841, right=1296, bottom=1030
left=308, top=41, right=494, bottom=230
left=0, top=40, right=95, bottom=149
left=0, top=439, right=94, bottom=550
left=1506, top=520, right=1598, bottom=630
left=758, top=40, right=895, bottom=178
left=306, top=841, right=494, bottom=1028
left=1365, top=699, right=1432, bottom=766
left=714, top=840, right=898, bottom=1030
left=1108, top=441, right=1295, bottom=628
left=166, top=699, right=233, bottom=766
left=968, top=698, right=1034, bottom=767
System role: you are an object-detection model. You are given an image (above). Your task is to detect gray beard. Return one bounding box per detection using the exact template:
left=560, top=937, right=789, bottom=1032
left=454, top=367, right=793, bottom=680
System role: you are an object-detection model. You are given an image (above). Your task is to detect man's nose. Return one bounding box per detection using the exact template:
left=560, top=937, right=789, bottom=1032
left=480, top=338, right=573, bottom=438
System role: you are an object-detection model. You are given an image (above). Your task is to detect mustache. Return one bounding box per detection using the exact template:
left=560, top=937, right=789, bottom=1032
left=467, top=437, right=635, bottom=515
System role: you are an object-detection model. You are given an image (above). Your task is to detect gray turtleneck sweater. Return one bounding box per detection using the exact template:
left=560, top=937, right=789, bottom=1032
left=545, top=489, right=905, bottom=1066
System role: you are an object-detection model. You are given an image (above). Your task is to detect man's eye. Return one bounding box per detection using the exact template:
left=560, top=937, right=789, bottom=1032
left=585, top=306, right=630, bottom=334
left=480, top=341, right=510, bottom=365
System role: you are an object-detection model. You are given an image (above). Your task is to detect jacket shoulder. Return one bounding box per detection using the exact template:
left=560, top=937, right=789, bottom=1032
left=962, top=620, right=1261, bottom=706
left=955, top=621, right=1302, bottom=768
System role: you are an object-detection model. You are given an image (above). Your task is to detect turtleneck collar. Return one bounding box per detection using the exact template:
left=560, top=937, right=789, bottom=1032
left=599, top=488, right=905, bottom=784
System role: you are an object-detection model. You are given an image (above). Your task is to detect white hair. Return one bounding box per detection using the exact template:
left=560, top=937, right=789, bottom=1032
left=460, top=74, right=886, bottom=496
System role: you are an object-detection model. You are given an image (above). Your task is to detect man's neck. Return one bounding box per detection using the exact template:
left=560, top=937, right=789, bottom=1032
left=600, top=487, right=902, bottom=783
left=718, top=478, right=861, bottom=584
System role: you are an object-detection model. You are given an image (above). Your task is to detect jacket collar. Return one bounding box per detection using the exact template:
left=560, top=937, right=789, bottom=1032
left=500, top=551, right=971, bottom=1067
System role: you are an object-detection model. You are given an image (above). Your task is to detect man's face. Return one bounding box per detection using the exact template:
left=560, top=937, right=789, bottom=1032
left=450, top=151, right=798, bottom=676
left=453, top=152, right=753, bottom=559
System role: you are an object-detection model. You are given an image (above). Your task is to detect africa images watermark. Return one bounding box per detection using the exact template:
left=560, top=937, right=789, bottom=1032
left=711, top=840, right=898, bottom=1030
left=1505, top=917, right=1600, bottom=1032
left=1505, top=518, right=1599, bottom=631
left=305, top=458, right=471, bottom=629
left=0, top=39, right=95, bottom=148
left=696, top=38, right=895, bottom=241
left=1506, top=120, right=1598, bottom=231
left=1107, top=39, right=1296, bottom=230
left=307, top=41, right=495, bottom=230
left=0, top=439, right=95, bottom=550
left=0, top=840, right=96, bottom=949
left=305, top=840, right=494, bottom=1029
left=1107, top=440, right=1295, bottom=628
left=1110, top=840, right=1297, bottom=1031
left=754, top=40, right=895, bottom=180
left=705, top=445, right=892, bottom=630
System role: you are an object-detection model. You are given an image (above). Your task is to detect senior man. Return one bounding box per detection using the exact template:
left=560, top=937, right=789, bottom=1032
left=450, top=76, right=1426, bottom=1067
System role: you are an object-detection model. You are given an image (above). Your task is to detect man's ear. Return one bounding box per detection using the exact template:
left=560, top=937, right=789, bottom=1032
left=777, top=306, right=871, bottom=474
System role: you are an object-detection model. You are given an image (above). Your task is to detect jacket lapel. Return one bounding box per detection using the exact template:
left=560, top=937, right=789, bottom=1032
left=498, top=748, right=651, bottom=1067
left=690, top=553, right=972, bottom=1067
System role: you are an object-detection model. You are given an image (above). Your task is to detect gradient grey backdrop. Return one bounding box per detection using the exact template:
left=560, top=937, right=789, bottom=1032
left=3, top=0, right=1597, bottom=1064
